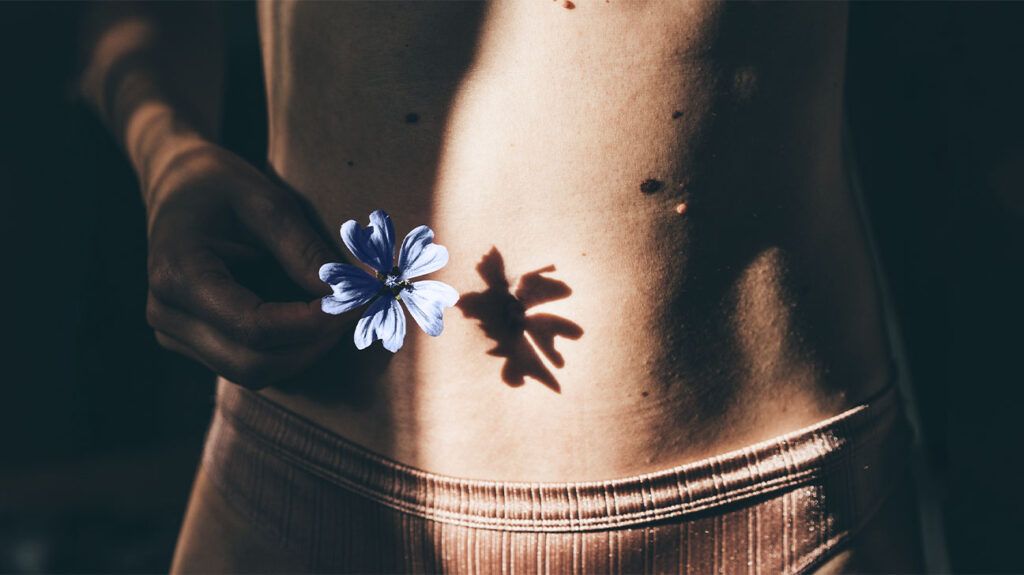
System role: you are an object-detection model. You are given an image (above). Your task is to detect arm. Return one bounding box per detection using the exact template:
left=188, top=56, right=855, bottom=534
left=80, top=2, right=222, bottom=200
left=80, top=3, right=349, bottom=388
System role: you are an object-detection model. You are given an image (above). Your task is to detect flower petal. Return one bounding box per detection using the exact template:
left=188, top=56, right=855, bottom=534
left=397, top=225, right=449, bottom=280
left=400, top=280, right=459, bottom=337
left=354, top=295, right=407, bottom=352
left=340, top=210, right=396, bottom=274
left=318, top=263, right=381, bottom=314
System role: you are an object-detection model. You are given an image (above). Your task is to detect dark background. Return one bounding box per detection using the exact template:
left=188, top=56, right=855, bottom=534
left=1, top=2, right=1021, bottom=572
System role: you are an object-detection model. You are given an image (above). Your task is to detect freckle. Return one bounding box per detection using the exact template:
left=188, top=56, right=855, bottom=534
left=675, top=202, right=688, bottom=215
left=564, top=0, right=575, bottom=9
left=642, top=391, right=650, bottom=398
left=640, top=179, right=664, bottom=194
left=672, top=110, right=683, bottom=120
left=581, top=252, right=587, bottom=256
left=404, top=112, right=420, bottom=124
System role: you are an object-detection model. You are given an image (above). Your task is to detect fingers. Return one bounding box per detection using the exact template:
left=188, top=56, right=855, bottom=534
left=232, top=188, right=340, bottom=297
left=142, top=149, right=357, bottom=387
left=148, top=294, right=348, bottom=389
left=148, top=239, right=360, bottom=388
left=149, top=243, right=344, bottom=349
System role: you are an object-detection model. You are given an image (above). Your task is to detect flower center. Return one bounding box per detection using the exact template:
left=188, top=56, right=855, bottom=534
left=378, top=267, right=412, bottom=299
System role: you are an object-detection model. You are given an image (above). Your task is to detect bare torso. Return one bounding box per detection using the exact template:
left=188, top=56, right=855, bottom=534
left=253, top=0, right=891, bottom=482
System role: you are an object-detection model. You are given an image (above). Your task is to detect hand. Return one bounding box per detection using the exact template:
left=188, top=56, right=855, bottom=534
left=144, top=141, right=349, bottom=389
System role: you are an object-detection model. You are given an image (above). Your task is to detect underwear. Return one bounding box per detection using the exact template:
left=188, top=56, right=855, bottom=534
left=200, top=381, right=910, bottom=574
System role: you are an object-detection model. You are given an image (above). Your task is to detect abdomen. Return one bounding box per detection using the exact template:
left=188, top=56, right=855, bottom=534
left=257, top=0, right=892, bottom=481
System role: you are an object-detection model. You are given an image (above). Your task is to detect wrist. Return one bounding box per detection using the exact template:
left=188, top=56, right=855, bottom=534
left=127, top=104, right=211, bottom=212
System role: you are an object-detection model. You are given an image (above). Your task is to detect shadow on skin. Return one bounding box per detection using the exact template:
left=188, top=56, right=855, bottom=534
left=457, top=247, right=583, bottom=393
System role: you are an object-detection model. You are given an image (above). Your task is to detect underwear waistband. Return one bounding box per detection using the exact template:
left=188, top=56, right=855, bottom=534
left=206, top=381, right=905, bottom=533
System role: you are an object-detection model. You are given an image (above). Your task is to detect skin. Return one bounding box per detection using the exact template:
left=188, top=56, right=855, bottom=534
left=250, top=0, right=891, bottom=480
left=84, top=1, right=922, bottom=570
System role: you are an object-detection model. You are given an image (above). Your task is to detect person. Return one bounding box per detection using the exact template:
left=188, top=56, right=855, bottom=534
left=81, top=2, right=927, bottom=572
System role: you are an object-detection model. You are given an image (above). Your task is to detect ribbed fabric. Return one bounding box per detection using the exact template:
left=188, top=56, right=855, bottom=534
left=202, top=382, right=908, bottom=574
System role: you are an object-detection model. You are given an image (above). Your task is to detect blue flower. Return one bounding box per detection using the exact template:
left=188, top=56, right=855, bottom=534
left=319, top=210, right=459, bottom=352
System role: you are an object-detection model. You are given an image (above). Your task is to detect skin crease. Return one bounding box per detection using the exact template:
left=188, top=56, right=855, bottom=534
left=256, top=0, right=890, bottom=481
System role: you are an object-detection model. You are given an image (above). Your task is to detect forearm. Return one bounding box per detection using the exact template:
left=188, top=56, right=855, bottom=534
left=79, top=2, right=224, bottom=208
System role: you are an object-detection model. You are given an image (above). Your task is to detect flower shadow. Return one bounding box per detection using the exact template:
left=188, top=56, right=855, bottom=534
left=456, top=247, right=583, bottom=393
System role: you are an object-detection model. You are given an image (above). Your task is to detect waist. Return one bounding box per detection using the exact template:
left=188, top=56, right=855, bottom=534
left=258, top=361, right=893, bottom=483
left=257, top=290, right=892, bottom=482
left=212, top=378, right=909, bottom=530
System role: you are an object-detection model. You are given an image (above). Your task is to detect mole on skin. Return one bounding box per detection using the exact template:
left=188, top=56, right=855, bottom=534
left=563, top=0, right=575, bottom=9
left=640, top=179, right=664, bottom=194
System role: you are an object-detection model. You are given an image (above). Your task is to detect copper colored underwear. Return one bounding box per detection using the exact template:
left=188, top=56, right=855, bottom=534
left=201, top=382, right=909, bottom=574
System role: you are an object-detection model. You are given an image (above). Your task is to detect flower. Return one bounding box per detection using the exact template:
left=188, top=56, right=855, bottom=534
left=319, top=210, right=459, bottom=352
